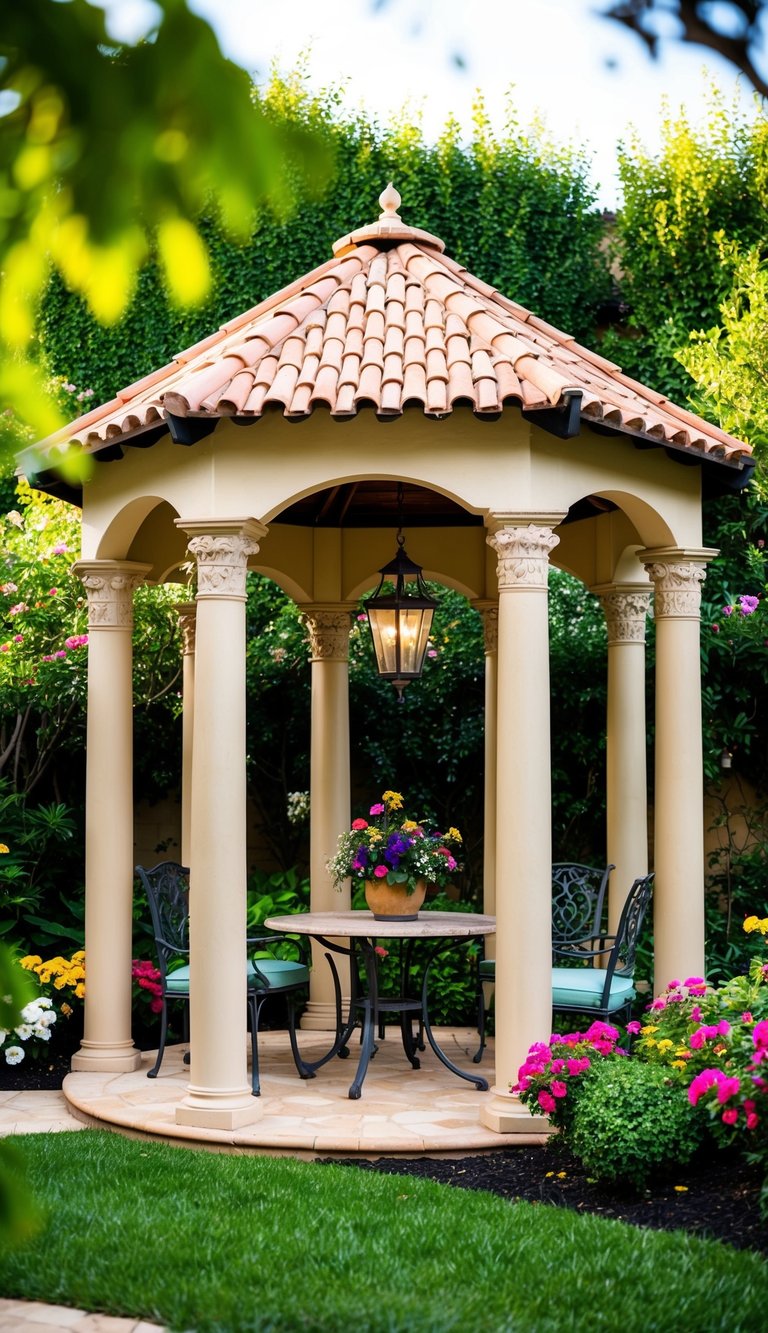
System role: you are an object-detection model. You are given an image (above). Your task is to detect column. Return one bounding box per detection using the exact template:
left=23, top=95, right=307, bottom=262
left=480, top=519, right=562, bottom=1136
left=71, top=560, right=151, bottom=1072
left=175, top=603, right=196, bottom=868
left=643, top=548, right=716, bottom=991
left=594, top=584, right=651, bottom=932
left=300, top=605, right=352, bottom=1030
left=174, top=518, right=265, bottom=1130
left=474, top=602, right=498, bottom=923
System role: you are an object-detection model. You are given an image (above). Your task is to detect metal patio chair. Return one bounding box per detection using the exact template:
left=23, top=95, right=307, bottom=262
left=136, top=860, right=314, bottom=1094
left=551, top=871, right=654, bottom=1025
left=473, top=862, right=615, bottom=1062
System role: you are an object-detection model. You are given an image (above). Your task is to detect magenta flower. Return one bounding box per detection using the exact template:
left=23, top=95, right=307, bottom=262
left=52, top=543, right=69, bottom=555
left=746, top=1112, right=759, bottom=1130
left=13, top=634, right=23, bottom=643
left=369, top=803, right=385, bottom=816
left=716, top=1076, right=741, bottom=1104
left=551, top=1081, right=567, bottom=1098
left=537, top=1090, right=556, bottom=1114
left=625, top=1020, right=642, bottom=1035
left=373, top=864, right=388, bottom=879
left=721, top=1108, right=739, bottom=1126
left=48, top=588, right=57, bottom=596
left=723, top=604, right=734, bottom=616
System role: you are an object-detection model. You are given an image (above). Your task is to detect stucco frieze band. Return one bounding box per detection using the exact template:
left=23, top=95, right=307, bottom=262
left=642, top=549, right=717, bottom=620
left=301, top=606, right=353, bottom=662
left=596, top=588, right=651, bottom=645
left=176, top=519, right=267, bottom=602
left=74, top=561, right=152, bottom=631
left=487, top=524, right=561, bottom=592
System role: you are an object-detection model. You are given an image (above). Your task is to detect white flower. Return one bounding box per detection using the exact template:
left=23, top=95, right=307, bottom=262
left=14, top=1023, right=33, bottom=1041
left=5, top=1046, right=24, bottom=1064
left=33, top=1024, right=52, bottom=1041
left=37, top=1009, right=57, bottom=1029
left=0, top=1029, right=5, bottom=1047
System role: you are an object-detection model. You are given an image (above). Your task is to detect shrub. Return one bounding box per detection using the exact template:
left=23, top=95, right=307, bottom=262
left=569, top=1059, right=704, bottom=1189
left=513, top=1021, right=627, bottom=1133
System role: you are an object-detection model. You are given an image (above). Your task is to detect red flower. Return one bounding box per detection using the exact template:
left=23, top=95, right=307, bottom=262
left=351, top=818, right=368, bottom=831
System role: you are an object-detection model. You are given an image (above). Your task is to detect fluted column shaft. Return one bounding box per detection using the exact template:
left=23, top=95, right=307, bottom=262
left=475, top=602, right=498, bottom=930
left=71, top=560, right=151, bottom=1072
left=174, top=518, right=264, bottom=1130
left=643, top=549, right=716, bottom=990
left=595, top=584, right=651, bottom=932
left=176, top=603, right=197, bottom=868
left=480, top=519, right=562, bottom=1135
left=301, top=605, right=352, bottom=1030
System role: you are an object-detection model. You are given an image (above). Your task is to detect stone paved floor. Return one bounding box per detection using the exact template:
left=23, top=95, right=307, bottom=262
left=0, top=1300, right=164, bottom=1332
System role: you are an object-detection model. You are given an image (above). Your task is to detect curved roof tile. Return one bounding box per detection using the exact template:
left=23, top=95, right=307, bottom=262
left=38, top=184, right=753, bottom=475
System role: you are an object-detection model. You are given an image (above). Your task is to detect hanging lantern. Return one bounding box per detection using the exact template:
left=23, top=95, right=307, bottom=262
left=366, top=533, right=438, bottom=701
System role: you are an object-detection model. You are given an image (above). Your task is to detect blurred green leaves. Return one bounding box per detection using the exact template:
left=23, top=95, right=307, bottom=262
left=0, top=0, right=331, bottom=456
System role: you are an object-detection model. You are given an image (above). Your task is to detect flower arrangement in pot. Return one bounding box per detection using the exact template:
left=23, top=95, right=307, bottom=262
left=328, top=790, right=462, bottom=920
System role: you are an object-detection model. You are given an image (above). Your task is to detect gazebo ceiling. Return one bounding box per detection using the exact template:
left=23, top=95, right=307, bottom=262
left=273, top=480, right=613, bottom=528
left=30, top=184, right=754, bottom=505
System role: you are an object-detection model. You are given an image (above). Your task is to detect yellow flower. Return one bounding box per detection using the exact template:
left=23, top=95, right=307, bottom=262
left=74, top=983, right=85, bottom=998
left=446, top=827, right=462, bottom=843
left=54, top=975, right=67, bottom=989
left=673, top=1185, right=688, bottom=1193
left=0, top=843, right=8, bottom=854
left=671, top=1060, right=688, bottom=1070
left=367, top=829, right=383, bottom=843
left=657, top=1039, right=673, bottom=1052
left=20, top=955, right=41, bottom=970
left=61, top=1003, right=73, bottom=1017
left=744, top=916, right=768, bottom=935
left=641, top=1024, right=659, bottom=1035
left=675, top=1047, right=690, bottom=1057
left=644, top=1037, right=657, bottom=1047
left=401, top=820, right=419, bottom=832
left=382, top=791, right=403, bottom=810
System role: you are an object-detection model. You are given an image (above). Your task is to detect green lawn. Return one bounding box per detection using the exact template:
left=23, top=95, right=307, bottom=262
left=1, top=1131, right=766, bottom=1332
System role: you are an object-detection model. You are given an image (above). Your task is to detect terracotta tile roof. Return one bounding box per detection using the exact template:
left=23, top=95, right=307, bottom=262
left=36, top=184, right=753, bottom=475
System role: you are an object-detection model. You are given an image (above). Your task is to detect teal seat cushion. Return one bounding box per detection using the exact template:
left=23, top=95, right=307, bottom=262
left=479, top=959, right=496, bottom=981
left=247, top=958, right=310, bottom=990
left=165, top=959, right=309, bottom=994
left=552, top=966, right=635, bottom=1012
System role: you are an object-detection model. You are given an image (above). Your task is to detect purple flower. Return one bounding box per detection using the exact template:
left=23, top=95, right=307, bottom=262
left=739, top=595, right=759, bottom=615
left=723, top=604, right=734, bottom=616
left=369, top=803, right=385, bottom=816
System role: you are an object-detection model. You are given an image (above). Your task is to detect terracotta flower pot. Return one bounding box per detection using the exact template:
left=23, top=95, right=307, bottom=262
left=364, top=878, right=428, bottom=921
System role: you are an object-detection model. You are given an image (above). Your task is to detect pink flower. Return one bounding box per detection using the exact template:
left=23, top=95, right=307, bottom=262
left=746, top=1113, right=759, bottom=1130
left=688, top=1069, right=725, bottom=1106
left=0, top=645, right=8, bottom=653
left=369, top=803, right=385, bottom=816
left=566, top=1056, right=591, bottom=1076
left=351, top=818, right=368, bottom=831
left=625, top=1021, right=642, bottom=1035
left=357, top=614, right=367, bottom=622
left=721, top=1108, right=739, bottom=1125
left=667, top=980, right=681, bottom=990
left=54, top=649, right=67, bottom=659
left=12, top=634, right=22, bottom=643
left=427, top=649, right=438, bottom=658
left=537, top=1091, right=556, bottom=1114
left=52, top=543, right=69, bottom=555
left=739, top=595, right=759, bottom=615
left=690, top=1005, right=702, bottom=1023
left=682, top=977, right=704, bottom=989
left=741, top=1012, right=753, bottom=1024
left=716, top=1076, right=741, bottom=1104
left=549, top=1059, right=565, bottom=1075
left=585, top=1022, right=619, bottom=1043
left=64, top=635, right=88, bottom=650
left=712, top=624, right=720, bottom=633
left=374, top=946, right=389, bottom=958
left=373, top=864, right=388, bottom=879
left=48, top=588, right=57, bottom=596
left=752, top=1020, right=768, bottom=1051
left=650, top=997, right=668, bottom=1011
left=723, top=604, right=734, bottom=616
left=551, top=1081, right=567, bottom=1098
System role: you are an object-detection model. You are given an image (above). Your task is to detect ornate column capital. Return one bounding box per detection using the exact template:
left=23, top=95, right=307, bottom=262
left=176, top=602, right=197, bottom=655
left=593, top=584, right=651, bottom=645
left=175, top=518, right=267, bottom=602
left=301, top=605, right=353, bottom=662
left=641, top=547, right=718, bottom=620
left=73, top=560, right=152, bottom=631
left=473, top=600, right=499, bottom=655
left=487, top=522, right=561, bottom=592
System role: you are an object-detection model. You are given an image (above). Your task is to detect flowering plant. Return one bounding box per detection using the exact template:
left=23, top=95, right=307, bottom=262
left=0, top=994, right=57, bottom=1065
left=513, top=1021, right=627, bottom=1131
left=327, top=790, right=462, bottom=895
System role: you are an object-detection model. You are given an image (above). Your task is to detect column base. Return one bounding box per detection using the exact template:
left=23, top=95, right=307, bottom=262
left=301, top=999, right=349, bottom=1032
left=480, top=1090, right=553, bottom=1137
left=176, top=1087, right=261, bottom=1130
left=71, top=1042, right=143, bottom=1073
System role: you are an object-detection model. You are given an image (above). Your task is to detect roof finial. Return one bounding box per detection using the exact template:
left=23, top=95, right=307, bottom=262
left=379, top=182, right=402, bottom=223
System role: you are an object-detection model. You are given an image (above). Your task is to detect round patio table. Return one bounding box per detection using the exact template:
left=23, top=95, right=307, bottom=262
left=265, top=910, right=496, bottom=1100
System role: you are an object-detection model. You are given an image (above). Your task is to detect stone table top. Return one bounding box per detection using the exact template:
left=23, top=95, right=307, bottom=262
left=265, top=910, right=496, bottom=939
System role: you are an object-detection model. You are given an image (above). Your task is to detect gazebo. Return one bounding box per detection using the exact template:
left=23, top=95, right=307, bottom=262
left=25, top=185, right=753, bottom=1137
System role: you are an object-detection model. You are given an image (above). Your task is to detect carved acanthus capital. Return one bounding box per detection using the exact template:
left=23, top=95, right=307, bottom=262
left=487, top=524, right=560, bottom=591
left=597, top=588, right=651, bottom=645
left=643, top=559, right=708, bottom=619
left=73, top=561, right=151, bottom=631
left=473, top=602, right=499, bottom=655
left=175, top=603, right=197, bottom=655
left=179, top=521, right=265, bottom=601
left=302, top=606, right=353, bottom=661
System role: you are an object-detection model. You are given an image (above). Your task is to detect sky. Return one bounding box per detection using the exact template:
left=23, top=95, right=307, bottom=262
left=103, top=0, right=763, bottom=210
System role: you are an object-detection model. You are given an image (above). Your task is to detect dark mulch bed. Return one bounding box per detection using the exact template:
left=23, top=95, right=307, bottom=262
left=6, top=1051, right=766, bottom=1257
